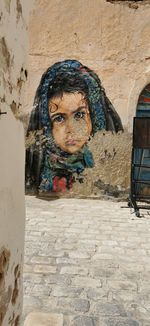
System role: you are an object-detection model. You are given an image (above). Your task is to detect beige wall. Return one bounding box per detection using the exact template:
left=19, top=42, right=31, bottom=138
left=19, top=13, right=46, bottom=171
left=24, top=0, right=150, bottom=197
left=0, top=0, right=34, bottom=324
left=25, top=0, right=150, bottom=129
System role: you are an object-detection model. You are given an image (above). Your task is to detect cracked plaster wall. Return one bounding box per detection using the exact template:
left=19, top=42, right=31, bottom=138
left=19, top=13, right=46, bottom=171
left=0, top=0, right=34, bottom=324
left=24, top=0, right=150, bottom=197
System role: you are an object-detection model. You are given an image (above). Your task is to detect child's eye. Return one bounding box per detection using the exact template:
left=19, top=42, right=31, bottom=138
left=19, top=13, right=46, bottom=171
left=74, top=111, right=85, bottom=120
left=53, top=115, right=65, bottom=123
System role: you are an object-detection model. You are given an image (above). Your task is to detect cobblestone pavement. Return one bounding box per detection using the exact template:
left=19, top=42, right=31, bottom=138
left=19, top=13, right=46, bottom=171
left=23, top=195, right=150, bottom=326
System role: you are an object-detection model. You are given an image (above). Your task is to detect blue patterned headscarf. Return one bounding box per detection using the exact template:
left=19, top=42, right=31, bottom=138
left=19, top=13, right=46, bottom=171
left=26, top=59, right=123, bottom=193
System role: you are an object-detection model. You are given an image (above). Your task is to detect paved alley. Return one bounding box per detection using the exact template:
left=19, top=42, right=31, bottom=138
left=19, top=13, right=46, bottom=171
left=23, top=196, right=150, bottom=326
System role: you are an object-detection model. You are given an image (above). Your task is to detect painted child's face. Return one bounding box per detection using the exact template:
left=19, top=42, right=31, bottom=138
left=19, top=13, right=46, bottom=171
left=48, top=92, right=92, bottom=154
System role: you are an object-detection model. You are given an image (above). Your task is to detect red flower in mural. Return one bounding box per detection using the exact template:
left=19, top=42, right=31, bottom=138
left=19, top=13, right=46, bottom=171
left=53, top=176, right=67, bottom=192
left=53, top=176, right=74, bottom=192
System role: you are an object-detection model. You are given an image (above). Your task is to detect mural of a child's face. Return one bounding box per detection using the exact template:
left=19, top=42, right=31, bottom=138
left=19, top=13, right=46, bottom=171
left=48, top=92, right=92, bottom=154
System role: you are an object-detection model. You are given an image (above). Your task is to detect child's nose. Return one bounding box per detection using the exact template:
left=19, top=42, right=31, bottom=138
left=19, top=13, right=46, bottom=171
left=66, top=118, right=76, bottom=133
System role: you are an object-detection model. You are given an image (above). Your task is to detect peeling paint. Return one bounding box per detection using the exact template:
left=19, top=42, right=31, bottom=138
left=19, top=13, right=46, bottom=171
left=0, top=248, right=10, bottom=288
left=8, top=312, right=15, bottom=325
left=14, top=315, right=20, bottom=326
left=69, top=131, right=131, bottom=198
left=10, top=101, right=22, bottom=119
left=0, top=286, right=12, bottom=325
left=0, top=0, right=33, bottom=324
left=16, top=0, right=22, bottom=22
left=0, top=248, right=12, bottom=325
left=14, top=68, right=28, bottom=101
left=8, top=312, right=20, bottom=326
left=11, top=280, right=19, bottom=305
left=0, top=96, right=6, bottom=103
left=10, top=101, right=17, bottom=114
left=11, top=264, right=20, bottom=305
left=94, top=179, right=127, bottom=198
left=24, top=69, right=28, bottom=79
left=17, top=77, right=24, bottom=90
left=17, top=73, right=25, bottom=92
left=106, top=0, right=150, bottom=9
left=8, top=81, right=13, bottom=94
left=0, top=37, right=10, bottom=73
left=20, top=67, right=28, bottom=79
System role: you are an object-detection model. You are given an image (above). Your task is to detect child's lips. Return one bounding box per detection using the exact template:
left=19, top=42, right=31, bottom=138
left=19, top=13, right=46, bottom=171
left=66, top=139, right=78, bottom=145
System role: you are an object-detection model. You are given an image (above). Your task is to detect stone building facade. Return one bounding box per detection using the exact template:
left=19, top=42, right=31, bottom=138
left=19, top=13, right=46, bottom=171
left=0, top=0, right=150, bottom=324
left=24, top=0, right=150, bottom=198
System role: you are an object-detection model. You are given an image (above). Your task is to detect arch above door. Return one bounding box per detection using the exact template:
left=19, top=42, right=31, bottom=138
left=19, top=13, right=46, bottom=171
left=136, top=83, right=150, bottom=117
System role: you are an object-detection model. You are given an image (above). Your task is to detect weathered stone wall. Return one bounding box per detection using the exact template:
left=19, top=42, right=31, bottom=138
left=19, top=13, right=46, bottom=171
left=72, top=131, right=132, bottom=198
left=0, top=0, right=34, bottom=324
left=26, top=0, right=150, bottom=128
left=24, top=0, right=150, bottom=197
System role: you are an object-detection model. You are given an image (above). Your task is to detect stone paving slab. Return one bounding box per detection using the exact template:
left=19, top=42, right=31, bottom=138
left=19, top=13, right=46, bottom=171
left=23, top=196, right=150, bottom=326
left=24, top=312, right=63, bottom=326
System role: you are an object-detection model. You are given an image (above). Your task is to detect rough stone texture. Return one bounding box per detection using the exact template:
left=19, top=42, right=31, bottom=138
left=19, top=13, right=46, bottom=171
left=23, top=0, right=150, bottom=195
left=25, top=0, right=150, bottom=129
left=23, top=195, right=150, bottom=325
left=24, top=312, right=63, bottom=326
left=72, top=131, right=131, bottom=196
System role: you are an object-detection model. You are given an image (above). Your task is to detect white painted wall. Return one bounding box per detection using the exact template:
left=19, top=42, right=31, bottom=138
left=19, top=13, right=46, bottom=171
left=0, top=0, right=34, bottom=324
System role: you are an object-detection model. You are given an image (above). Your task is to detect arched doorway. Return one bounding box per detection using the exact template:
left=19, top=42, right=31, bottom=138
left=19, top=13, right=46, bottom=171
left=129, top=84, right=150, bottom=216
left=132, top=84, right=150, bottom=213
left=136, top=83, right=150, bottom=117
